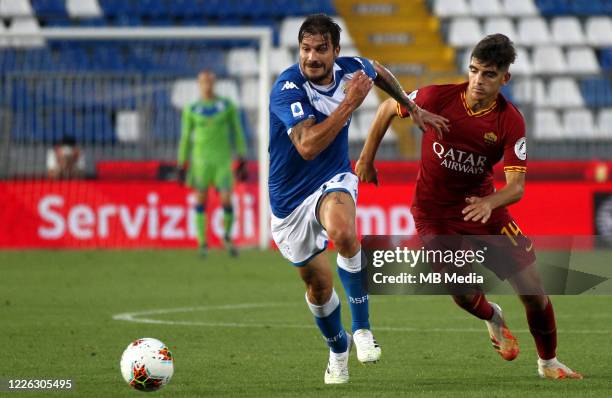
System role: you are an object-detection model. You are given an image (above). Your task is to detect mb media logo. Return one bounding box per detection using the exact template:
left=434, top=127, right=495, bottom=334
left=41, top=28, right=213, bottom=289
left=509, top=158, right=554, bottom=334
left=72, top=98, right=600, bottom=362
left=281, top=81, right=298, bottom=91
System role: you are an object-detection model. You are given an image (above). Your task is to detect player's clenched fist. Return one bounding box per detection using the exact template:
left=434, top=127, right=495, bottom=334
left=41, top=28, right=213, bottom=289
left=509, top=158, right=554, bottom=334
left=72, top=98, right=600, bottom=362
left=355, top=159, right=379, bottom=186
left=344, top=70, right=373, bottom=110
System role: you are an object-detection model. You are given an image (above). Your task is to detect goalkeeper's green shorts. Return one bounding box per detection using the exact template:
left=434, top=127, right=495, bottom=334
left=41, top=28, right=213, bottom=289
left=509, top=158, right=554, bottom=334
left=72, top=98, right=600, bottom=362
left=187, top=161, right=233, bottom=192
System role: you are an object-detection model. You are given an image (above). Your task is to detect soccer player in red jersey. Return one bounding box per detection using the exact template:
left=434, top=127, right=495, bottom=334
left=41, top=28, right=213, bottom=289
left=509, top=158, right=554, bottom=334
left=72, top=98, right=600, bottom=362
left=356, top=34, right=582, bottom=379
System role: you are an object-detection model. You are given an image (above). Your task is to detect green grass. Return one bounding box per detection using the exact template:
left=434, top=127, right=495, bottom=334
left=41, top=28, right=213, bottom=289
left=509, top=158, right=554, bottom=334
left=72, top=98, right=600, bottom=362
left=1, top=249, right=611, bottom=397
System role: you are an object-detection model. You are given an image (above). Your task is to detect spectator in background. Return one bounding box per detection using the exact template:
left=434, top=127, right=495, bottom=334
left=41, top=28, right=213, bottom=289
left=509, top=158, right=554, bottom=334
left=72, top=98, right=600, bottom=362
left=47, top=135, right=85, bottom=180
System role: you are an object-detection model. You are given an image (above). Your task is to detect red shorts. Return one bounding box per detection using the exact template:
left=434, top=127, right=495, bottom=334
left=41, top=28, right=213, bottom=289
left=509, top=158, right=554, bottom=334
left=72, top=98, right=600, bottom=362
left=412, top=207, right=536, bottom=280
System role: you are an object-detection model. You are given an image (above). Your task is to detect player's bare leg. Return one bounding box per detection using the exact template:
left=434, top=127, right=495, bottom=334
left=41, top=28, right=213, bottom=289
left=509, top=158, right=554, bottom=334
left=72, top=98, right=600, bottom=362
left=509, top=265, right=582, bottom=379
left=451, top=292, right=520, bottom=361
left=219, top=190, right=237, bottom=257
left=195, top=189, right=208, bottom=258
left=318, top=191, right=381, bottom=364
left=298, top=253, right=351, bottom=384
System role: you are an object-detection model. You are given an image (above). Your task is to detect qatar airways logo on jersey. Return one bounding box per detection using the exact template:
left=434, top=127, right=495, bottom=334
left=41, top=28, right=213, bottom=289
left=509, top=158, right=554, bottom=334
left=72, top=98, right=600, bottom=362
left=432, top=142, right=487, bottom=175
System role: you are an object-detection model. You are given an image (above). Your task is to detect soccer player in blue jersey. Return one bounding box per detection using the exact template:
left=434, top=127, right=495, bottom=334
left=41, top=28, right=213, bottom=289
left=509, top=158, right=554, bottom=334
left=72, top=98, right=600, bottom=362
left=268, top=14, right=449, bottom=384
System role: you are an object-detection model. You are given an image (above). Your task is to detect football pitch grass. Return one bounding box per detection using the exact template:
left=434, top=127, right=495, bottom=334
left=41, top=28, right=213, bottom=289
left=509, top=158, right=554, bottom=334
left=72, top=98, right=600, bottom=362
left=1, top=249, right=611, bottom=397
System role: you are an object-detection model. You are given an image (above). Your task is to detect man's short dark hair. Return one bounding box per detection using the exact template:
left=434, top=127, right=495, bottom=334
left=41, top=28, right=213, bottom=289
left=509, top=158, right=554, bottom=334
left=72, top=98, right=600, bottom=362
left=298, top=14, right=341, bottom=48
left=471, top=34, right=516, bottom=71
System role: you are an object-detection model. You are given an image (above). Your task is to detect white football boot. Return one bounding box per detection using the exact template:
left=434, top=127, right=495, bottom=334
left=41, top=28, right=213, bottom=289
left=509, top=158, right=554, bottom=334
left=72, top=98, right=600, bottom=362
left=353, top=329, right=381, bottom=364
left=324, top=333, right=352, bottom=384
left=538, top=358, right=583, bottom=379
left=485, top=302, right=519, bottom=361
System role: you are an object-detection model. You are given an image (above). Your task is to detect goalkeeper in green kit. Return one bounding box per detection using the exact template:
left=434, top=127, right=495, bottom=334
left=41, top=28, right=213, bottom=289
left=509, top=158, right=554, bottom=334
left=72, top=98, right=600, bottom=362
left=177, top=70, right=248, bottom=257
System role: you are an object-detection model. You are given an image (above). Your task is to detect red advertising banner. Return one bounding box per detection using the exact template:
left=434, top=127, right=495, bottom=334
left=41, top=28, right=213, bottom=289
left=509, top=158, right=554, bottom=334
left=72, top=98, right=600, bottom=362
left=0, top=181, right=259, bottom=248
left=1, top=180, right=611, bottom=248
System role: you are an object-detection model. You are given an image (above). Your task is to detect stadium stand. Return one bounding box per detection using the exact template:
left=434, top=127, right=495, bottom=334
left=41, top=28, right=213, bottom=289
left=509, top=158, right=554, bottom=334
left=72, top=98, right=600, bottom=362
left=1, top=0, right=610, bottom=179
left=431, top=0, right=611, bottom=157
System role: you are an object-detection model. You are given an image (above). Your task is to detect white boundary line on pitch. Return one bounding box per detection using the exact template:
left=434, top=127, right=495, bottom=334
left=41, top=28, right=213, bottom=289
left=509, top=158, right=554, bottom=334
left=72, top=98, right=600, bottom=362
left=112, top=302, right=612, bottom=335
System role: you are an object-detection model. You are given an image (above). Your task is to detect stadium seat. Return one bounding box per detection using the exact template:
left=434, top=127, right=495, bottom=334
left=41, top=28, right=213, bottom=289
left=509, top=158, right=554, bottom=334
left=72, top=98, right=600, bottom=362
left=501, top=0, right=538, bottom=17
left=547, top=77, right=584, bottom=108
left=517, top=17, right=551, bottom=46
left=580, top=77, right=612, bottom=107
left=566, top=47, right=600, bottom=74
left=469, top=0, right=502, bottom=17
left=116, top=110, right=141, bottom=142
left=8, top=18, right=45, bottom=47
left=227, top=48, right=259, bottom=77
left=483, top=17, right=518, bottom=42
left=512, top=47, right=532, bottom=75
left=65, top=0, right=101, bottom=18
left=239, top=78, right=259, bottom=110
left=512, top=77, right=546, bottom=105
left=550, top=17, right=585, bottom=46
left=433, top=0, right=469, bottom=18
left=536, top=0, right=568, bottom=15
left=602, top=49, right=612, bottom=71
left=585, top=17, right=612, bottom=47
left=30, top=0, right=67, bottom=18
left=448, top=18, right=482, bottom=48
left=0, top=22, right=8, bottom=47
left=361, top=88, right=381, bottom=111
left=563, top=108, right=596, bottom=138
left=0, top=0, right=33, bottom=17
left=280, top=17, right=303, bottom=48
left=270, top=46, right=294, bottom=74
left=532, top=45, right=567, bottom=74
left=534, top=109, right=565, bottom=139
left=597, top=108, right=612, bottom=138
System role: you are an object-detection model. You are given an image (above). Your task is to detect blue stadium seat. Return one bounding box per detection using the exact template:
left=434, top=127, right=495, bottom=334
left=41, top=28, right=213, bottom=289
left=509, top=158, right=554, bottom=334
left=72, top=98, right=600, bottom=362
left=536, top=0, right=608, bottom=16
left=31, top=0, right=68, bottom=18
left=601, top=48, right=612, bottom=72
left=580, top=77, right=612, bottom=107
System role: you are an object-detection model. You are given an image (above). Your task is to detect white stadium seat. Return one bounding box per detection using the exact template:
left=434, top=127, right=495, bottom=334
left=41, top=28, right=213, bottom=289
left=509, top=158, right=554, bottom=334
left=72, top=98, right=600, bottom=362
left=240, top=78, right=259, bottom=110
left=532, top=46, right=567, bottom=74
left=547, top=78, right=584, bottom=108
left=448, top=18, right=482, bottom=48
left=270, top=47, right=293, bottom=75
left=335, top=18, right=354, bottom=47
left=563, top=109, right=596, bottom=138
left=280, top=17, right=304, bottom=49
left=0, top=0, right=33, bottom=17
left=227, top=48, right=259, bottom=77
left=483, top=17, right=518, bottom=41
left=534, top=109, right=565, bottom=139
left=8, top=17, right=44, bottom=47
left=512, top=47, right=532, bottom=75
left=501, top=0, right=538, bottom=17
left=469, top=0, right=502, bottom=17
left=215, top=79, right=241, bottom=107
left=597, top=108, right=612, bottom=139
left=585, top=17, right=612, bottom=47
left=66, top=0, right=102, bottom=18
left=517, top=17, right=551, bottom=46
left=0, top=22, right=8, bottom=47
left=512, top=78, right=545, bottom=105
left=566, top=47, right=600, bottom=74
left=551, top=17, right=585, bottom=46
left=433, top=0, right=469, bottom=18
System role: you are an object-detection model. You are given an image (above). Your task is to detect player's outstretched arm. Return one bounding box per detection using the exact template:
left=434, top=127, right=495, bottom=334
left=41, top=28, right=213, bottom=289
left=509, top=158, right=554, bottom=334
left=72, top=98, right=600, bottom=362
left=372, top=61, right=449, bottom=136
left=355, top=98, right=397, bottom=185
left=289, top=71, right=373, bottom=160
left=463, top=171, right=525, bottom=223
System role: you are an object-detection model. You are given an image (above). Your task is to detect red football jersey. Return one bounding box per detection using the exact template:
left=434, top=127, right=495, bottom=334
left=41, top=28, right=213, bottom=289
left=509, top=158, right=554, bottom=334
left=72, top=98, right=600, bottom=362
left=397, top=82, right=527, bottom=219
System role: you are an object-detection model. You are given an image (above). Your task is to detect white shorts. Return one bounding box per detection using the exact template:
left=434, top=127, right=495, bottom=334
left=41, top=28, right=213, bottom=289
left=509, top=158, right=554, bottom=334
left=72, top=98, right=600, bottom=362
left=271, top=172, right=358, bottom=266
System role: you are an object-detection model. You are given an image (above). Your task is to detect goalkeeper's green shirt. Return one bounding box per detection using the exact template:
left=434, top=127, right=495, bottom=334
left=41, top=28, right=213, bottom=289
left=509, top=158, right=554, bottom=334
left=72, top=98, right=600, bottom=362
left=177, top=97, right=246, bottom=167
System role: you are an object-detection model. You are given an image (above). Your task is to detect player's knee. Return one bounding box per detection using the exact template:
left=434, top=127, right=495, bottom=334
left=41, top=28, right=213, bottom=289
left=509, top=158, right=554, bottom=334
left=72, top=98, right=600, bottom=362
left=306, top=282, right=333, bottom=305
left=326, top=224, right=356, bottom=251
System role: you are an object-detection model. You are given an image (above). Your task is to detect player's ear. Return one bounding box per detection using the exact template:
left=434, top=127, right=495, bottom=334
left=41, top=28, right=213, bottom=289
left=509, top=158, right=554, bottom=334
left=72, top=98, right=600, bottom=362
left=334, top=44, right=340, bottom=58
left=502, top=71, right=511, bottom=85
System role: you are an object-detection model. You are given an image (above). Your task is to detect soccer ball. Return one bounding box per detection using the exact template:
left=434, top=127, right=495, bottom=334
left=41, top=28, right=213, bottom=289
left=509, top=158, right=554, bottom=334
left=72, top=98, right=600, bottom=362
left=120, top=338, right=174, bottom=391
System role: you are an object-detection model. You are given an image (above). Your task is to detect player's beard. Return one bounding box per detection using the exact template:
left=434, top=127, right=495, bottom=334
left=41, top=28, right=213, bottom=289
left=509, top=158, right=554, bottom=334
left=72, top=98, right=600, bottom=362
left=304, top=62, right=332, bottom=85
